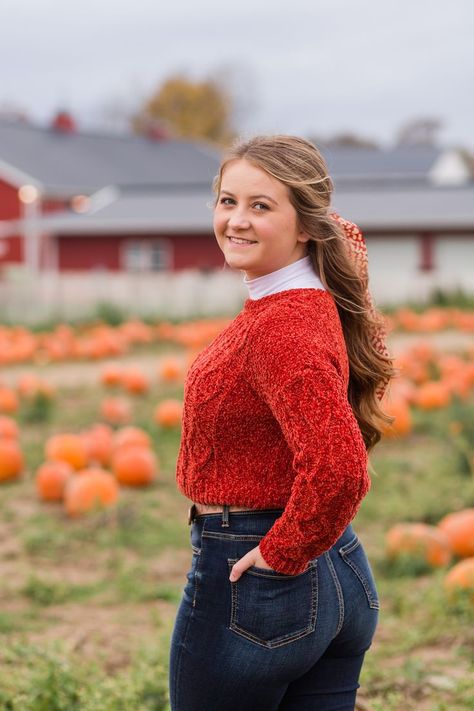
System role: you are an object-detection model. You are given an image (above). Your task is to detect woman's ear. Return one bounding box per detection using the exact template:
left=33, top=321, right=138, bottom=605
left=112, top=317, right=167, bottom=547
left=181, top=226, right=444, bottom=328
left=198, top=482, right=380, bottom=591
left=298, top=229, right=311, bottom=243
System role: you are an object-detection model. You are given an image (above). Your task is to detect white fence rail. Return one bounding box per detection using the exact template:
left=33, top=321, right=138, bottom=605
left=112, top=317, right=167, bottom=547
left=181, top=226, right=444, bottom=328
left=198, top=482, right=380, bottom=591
left=0, top=264, right=472, bottom=325
left=0, top=267, right=248, bottom=324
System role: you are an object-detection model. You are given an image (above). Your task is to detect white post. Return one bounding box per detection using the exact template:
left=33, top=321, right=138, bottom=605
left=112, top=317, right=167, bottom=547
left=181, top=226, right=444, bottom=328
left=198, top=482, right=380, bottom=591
left=19, top=185, right=41, bottom=275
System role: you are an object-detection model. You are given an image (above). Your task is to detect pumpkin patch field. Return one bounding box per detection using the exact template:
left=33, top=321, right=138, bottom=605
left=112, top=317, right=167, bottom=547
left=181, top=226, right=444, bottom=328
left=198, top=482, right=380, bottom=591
left=0, top=306, right=473, bottom=710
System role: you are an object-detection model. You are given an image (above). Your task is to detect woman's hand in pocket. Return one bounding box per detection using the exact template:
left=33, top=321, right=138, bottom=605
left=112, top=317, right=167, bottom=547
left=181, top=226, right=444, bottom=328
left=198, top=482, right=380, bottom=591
left=229, top=545, right=274, bottom=582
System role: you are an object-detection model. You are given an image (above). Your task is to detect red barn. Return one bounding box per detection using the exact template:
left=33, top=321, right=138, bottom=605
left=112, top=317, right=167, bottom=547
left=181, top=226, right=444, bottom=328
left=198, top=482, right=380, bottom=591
left=0, top=113, right=223, bottom=273
left=1, top=115, right=473, bottom=304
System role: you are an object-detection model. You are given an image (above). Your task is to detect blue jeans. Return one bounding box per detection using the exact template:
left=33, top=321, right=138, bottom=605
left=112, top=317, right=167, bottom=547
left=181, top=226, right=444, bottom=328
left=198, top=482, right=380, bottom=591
left=169, top=508, right=379, bottom=710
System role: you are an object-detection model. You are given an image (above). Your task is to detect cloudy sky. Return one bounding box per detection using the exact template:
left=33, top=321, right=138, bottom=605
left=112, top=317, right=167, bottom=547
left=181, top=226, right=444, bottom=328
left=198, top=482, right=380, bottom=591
left=1, top=0, right=472, bottom=149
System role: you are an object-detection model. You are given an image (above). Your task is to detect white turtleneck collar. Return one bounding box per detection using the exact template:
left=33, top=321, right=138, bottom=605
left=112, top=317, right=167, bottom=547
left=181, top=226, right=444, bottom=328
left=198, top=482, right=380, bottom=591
left=243, top=254, right=326, bottom=300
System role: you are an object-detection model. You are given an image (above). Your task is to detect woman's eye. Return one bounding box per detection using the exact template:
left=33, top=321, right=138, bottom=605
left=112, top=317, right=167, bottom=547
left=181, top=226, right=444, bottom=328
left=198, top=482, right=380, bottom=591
left=219, top=197, right=234, bottom=205
left=253, top=202, right=268, bottom=211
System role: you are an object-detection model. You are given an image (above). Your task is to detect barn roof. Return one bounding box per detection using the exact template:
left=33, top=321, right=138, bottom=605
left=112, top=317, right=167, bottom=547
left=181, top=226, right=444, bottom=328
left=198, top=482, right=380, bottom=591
left=324, top=145, right=439, bottom=178
left=0, top=119, right=220, bottom=196
left=1, top=118, right=471, bottom=199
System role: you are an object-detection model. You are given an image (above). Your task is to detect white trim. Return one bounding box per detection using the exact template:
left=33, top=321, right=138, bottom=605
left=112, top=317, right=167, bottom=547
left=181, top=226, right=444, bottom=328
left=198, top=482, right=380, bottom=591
left=86, top=186, right=120, bottom=214
left=0, top=159, right=43, bottom=191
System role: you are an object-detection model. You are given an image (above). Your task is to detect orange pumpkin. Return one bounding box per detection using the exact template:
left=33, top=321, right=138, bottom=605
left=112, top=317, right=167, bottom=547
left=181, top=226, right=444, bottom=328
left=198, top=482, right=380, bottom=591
left=444, top=557, right=474, bottom=604
left=0, top=440, right=24, bottom=482
left=81, top=424, right=114, bottom=466
left=36, top=461, right=74, bottom=501
left=100, top=397, right=132, bottom=425
left=45, top=433, right=89, bottom=471
left=0, top=415, right=19, bottom=440
left=380, top=396, right=412, bottom=438
left=114, top=426, right=151, bottom=451
left=0, top=387, right=19, bottom=414
left=395, top=309, right=420, bottom=331
left=157, top=357, right=183, bottom=382
left=413, top=381, right=451, bottom=410
left=64, top=467, right=120, bottom=516
left=121, top=368, right=150, bottom=395
left=438, top=509, right=474, bottom=559
left=100, top=364, right=124, bottom=387
left=155, top=321, right=175, bottom=340
left=111, top=445, right=157, bottom=486
left=386, top=522, right=452, bottom=568
left=153, top=399, right=183, bottom=428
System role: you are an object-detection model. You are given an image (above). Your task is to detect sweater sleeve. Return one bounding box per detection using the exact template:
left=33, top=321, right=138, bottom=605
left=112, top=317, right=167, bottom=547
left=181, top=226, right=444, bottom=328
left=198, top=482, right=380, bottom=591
left=247, top=317, right=371, bottom=575
left=330, top=212, right=391, bottom=402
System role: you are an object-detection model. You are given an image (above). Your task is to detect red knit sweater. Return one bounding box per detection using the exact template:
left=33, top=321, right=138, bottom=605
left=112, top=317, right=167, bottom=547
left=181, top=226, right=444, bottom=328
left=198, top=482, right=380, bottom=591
left=176, top=288, right=372, bottom=575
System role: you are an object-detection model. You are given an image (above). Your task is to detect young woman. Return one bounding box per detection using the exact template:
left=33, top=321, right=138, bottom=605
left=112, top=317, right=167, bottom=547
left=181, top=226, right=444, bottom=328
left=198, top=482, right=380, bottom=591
left=169, top=135, right=395, bottom=711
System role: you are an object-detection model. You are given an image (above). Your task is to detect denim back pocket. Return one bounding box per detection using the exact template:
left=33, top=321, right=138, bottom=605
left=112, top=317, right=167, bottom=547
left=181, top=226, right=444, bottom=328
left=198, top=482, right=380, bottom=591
left=227, top=558, right=318, bottom=649
left=338, top=535, right=379, bottom=610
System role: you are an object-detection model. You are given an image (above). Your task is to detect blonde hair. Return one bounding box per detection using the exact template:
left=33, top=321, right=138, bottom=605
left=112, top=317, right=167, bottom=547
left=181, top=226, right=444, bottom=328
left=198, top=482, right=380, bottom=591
left=213, top=134, right=396, bottom=453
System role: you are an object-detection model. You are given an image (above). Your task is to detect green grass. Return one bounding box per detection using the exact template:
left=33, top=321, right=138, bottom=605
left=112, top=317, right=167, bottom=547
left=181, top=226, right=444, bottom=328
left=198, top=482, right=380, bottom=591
left=381, top=285, right=474, bottom=313
left=0, top=340, right=473, bottom=709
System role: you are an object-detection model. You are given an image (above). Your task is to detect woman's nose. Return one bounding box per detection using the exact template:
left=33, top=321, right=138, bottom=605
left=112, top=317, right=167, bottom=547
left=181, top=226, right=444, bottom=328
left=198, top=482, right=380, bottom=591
left=227, top=210, right=251, bottom=230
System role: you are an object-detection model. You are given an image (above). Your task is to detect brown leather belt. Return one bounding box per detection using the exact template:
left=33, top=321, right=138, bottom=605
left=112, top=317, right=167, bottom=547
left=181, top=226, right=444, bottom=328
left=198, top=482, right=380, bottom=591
left=187, top=502, right=256, bottom=526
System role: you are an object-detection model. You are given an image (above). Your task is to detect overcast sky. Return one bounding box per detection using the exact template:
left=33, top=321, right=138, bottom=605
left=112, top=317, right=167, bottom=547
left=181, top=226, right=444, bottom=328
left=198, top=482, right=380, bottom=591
left=1, top=0, right=472, bottom=149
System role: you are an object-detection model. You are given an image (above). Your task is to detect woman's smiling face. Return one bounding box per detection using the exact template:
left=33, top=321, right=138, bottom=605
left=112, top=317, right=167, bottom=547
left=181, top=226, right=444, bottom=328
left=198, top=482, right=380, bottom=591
left=213, top=158, right=310, bottom=280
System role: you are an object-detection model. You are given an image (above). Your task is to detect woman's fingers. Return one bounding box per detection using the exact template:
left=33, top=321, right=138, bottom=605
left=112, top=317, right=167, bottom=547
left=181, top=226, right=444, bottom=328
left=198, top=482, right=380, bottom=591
left=229, top=545, right=273, bottom=581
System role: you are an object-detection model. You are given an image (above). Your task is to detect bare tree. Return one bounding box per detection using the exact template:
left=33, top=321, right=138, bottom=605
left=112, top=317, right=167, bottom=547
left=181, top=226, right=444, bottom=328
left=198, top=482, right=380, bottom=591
left=396, top=117, right=443, bottom=147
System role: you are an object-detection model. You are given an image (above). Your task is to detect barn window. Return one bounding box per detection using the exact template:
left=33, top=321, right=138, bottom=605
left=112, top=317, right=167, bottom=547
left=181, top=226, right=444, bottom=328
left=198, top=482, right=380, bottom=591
left=122, top=240, right=172, bottom=271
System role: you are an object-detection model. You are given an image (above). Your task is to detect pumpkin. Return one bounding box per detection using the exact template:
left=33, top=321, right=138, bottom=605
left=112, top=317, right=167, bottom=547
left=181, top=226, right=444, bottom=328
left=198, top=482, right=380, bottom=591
left=100, top=397, right=132, bottom=425
left=153, top=399, right=183, bottom=428
left=64, top=467, right=119, bottom=516
left=438, top=509, right=474, bottom=559
left=36, top=461, right=74, bottom=501
left=111, top=445, right=157, bottom=486
left=413, top=381, right=451, bottom=410
left=444, top=557, right=474, bottom=604
left=0, top=440, right=24, bottom=482
left=0, top=387, right=19, bottom=414
left=100, top=364, right=124, bottom=387
left=121, top=368, right=150, bottom=395
left=395, top=309, right=421, bottom=331
left=380, top=396, right=412, bottom=438
left=155, top=321, right=175, bottom=340
left=114, top=426, right=151, bottom=451
left=45, top=433, right=89, bottom=471
left=0, top=415, right=19, bottom=440
left=157, top=357, right=183, bottom=382
left=385, top=522, right=452, bottom=568
left=119, top=320, right=153, bottom=344
left=81, top=423, right=114, bottom=466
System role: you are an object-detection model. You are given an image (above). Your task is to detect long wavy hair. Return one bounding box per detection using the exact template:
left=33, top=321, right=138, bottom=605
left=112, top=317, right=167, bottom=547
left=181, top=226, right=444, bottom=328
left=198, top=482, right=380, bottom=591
left=212, top=134, right=397, bottom=453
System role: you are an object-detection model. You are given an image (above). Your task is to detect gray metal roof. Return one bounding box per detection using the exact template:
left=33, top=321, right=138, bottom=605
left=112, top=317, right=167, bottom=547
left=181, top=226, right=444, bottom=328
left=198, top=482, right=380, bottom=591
left=323, top=145, right=442, bottom=181
left=0, top=119, right=220, bottom=196
left=332, top=185, right=474, bottom=230
left=3, top=184, right=473, bottom=236
left=4, top=187, right=215, bottom=235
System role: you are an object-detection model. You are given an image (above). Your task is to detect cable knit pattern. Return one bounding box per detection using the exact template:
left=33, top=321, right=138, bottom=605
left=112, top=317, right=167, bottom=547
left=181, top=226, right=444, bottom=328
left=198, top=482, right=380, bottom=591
left=176, top=289, right=371, bottom=575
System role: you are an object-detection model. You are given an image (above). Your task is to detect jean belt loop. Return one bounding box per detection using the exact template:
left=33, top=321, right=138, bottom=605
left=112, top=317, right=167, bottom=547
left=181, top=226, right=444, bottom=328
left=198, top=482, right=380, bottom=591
left=187, top=503, right=197, bottom=526
left=221, top=504, right=230, bottom=528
